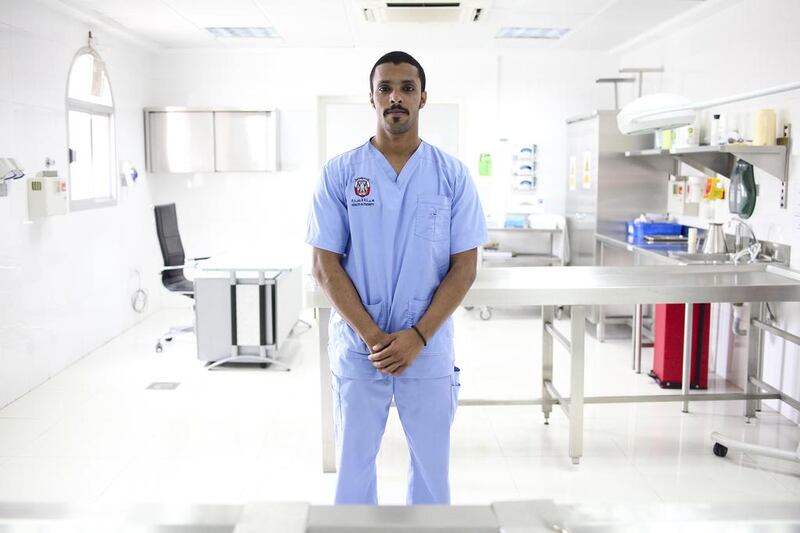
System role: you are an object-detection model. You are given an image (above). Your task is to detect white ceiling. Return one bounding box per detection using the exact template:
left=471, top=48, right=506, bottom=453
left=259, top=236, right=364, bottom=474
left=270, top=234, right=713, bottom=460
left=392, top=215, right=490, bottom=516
left=54, top=0, right=715, bottom=51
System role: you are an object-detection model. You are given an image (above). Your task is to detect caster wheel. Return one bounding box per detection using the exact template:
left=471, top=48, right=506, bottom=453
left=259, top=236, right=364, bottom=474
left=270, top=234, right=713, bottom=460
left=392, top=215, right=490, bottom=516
left=165, top=337, right=173, bottom=342
left=713, top=442, right=728, bottom=458
left=155, top=343, right=163, bottom=353
left=480, top=309, right=492, bottom=321
left=260, top=363, right=267, bottom=369
left=464, top=306, right=475, bottom=311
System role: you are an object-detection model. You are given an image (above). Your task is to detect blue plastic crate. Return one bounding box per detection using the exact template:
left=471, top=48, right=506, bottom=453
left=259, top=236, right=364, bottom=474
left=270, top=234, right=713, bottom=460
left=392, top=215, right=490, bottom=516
left=626, top=220, right=683, bottom=243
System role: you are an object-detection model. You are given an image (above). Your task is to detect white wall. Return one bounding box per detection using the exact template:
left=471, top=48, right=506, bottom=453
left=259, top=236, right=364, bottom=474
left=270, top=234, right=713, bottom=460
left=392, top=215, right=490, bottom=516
left=496, top=51, right=618, bottom=216
left=0, top=0, right=160, bottom=408
left=148, top=47, right=615, bottom=275
left=615, top=0, right=800, bottom=421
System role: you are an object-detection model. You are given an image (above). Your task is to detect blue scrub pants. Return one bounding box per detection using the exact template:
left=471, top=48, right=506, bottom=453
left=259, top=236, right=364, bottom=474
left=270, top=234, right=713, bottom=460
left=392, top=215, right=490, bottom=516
left=331, top=368, right=461, bottom=505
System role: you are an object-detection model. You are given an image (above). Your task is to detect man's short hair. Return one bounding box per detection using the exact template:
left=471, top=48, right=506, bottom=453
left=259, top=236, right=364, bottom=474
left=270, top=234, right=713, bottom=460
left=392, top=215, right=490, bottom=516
left=369, top=51, right=426, bottom=93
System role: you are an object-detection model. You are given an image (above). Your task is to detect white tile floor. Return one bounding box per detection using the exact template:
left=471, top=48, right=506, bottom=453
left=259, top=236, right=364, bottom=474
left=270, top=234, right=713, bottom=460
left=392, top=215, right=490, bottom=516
left=0, top=305, right=798, bottom=507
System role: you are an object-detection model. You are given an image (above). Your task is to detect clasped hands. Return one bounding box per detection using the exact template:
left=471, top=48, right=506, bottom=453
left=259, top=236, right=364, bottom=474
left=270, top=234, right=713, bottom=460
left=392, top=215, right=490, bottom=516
left=366, top=328, right=425, bottom=376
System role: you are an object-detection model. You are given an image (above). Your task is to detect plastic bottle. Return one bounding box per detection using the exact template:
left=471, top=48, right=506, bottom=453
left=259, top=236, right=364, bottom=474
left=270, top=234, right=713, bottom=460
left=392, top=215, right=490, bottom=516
left=717, top=113, right=728, bottom=144
left=687, top=227, right=698, bottom=253
left=709, top=114, right=720, bottom=146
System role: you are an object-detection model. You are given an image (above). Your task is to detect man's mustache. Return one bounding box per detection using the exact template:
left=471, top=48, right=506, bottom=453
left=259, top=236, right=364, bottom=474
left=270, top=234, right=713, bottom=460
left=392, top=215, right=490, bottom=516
left=384, top=106, right=409, bottom=115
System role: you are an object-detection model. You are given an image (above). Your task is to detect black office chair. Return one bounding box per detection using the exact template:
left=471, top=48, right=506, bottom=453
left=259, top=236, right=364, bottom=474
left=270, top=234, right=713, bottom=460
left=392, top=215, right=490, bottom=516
left=153, top=203, right=208, bottom=352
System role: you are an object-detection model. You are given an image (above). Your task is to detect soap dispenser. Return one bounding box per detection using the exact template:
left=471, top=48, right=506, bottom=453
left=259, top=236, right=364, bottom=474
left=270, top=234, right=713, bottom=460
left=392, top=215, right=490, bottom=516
left=728, top=159, right=757, bottom=219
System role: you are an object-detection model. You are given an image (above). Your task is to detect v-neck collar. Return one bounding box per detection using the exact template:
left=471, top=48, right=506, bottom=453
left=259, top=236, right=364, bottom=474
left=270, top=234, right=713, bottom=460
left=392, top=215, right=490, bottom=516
left=367, top=137, right=425, bottom=188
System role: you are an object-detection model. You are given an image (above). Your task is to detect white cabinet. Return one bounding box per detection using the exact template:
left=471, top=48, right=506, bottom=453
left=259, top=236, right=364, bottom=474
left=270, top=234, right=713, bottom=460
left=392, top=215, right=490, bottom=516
left=145, top=108, right=279, bottom=173
left=147, top=111, right=215, bottom=173
left=214, top=111, right=277, bottom=172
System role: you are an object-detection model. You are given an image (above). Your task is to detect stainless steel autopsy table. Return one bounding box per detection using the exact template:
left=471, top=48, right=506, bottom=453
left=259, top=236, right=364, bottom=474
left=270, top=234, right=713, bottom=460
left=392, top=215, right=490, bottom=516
left=4, top=499, right=800, bottom=532
left=307, top=264, right=800, bottom=470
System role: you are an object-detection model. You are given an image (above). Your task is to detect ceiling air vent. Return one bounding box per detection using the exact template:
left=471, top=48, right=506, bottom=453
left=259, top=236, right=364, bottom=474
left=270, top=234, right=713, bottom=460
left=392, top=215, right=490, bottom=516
left=359, top=0, right=490, bottom=24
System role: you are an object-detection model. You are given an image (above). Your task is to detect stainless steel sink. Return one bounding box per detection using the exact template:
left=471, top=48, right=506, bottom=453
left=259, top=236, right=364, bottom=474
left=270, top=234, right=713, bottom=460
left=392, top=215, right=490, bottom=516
left=668, top=251, right=773, bottom=264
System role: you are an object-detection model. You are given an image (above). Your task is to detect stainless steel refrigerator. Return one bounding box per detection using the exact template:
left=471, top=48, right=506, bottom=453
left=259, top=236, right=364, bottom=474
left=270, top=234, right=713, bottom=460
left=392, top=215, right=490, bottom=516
left=565, top=110, right=668, bottom=338
left=565, top=110, right=666, bottom=266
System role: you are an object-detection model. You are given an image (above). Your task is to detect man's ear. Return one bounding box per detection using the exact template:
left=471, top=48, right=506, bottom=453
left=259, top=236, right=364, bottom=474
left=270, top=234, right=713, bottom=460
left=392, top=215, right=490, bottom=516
left=370, top=93, right=375, bottom=109
left=420, top=91, right=427, bottom=109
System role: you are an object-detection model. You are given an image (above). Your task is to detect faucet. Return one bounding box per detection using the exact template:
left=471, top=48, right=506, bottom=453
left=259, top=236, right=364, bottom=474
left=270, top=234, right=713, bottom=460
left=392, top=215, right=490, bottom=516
left=728, top=217, right=761, bottom=263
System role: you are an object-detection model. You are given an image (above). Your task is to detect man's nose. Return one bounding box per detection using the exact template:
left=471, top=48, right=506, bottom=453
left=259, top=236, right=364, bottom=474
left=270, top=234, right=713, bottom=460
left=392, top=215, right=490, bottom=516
left=390, top=89, right=403, bottom=104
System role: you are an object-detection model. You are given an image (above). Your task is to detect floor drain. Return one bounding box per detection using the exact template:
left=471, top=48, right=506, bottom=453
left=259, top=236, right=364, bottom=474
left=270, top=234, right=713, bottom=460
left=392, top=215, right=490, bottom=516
left=146, top=382, right=180, bottom=390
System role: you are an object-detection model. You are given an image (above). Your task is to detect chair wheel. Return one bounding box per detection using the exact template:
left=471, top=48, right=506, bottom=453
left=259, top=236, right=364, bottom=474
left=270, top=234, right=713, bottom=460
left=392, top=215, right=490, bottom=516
left=155, top=343, right=163, bottom=353
left=713, top=442, right=728, bottom=458
left=165, top=337, right=173, bottom=342
left=480, top=308, right=492, bottom=321
left=464, top=306, right=474, bottom=311
left=260, top=363, right=267, bottom=369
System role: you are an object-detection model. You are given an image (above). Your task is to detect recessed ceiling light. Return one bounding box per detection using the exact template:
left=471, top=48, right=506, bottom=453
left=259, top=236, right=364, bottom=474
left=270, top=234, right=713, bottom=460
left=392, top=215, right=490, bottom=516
left=495, top=27, right=570, bottom=39
left=205, top=27, right=279, bottom=39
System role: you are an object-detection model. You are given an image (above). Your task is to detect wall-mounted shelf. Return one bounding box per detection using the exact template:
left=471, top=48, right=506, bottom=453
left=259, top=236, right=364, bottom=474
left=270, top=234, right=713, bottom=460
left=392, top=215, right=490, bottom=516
left=624, top=148, right=674, bottom=174
left=625, top=142, right=791, bottom=208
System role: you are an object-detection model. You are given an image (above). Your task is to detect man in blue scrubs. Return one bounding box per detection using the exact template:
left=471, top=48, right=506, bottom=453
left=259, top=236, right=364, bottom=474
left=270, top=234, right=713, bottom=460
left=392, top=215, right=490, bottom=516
left=306, top=51, right=487, bottom=505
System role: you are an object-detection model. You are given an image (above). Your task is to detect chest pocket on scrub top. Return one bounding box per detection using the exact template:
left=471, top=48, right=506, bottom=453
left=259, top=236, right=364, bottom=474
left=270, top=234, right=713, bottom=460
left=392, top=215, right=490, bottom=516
left=414, top=194, right=451, bottom=242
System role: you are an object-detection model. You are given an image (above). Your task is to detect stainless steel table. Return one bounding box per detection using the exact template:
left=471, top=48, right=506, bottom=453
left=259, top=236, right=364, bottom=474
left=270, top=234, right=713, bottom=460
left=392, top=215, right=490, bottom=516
left=307, top=264, right=800, bottom=471
left=5, top=499, right=800, bottom=532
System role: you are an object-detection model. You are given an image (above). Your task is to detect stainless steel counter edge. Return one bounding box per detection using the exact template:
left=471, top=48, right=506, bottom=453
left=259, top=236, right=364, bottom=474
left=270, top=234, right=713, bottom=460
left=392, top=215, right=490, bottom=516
left=595, top=230, right=683, bottom=264
left=305, top=263, right=800, bottom=308
left=595, top=229, right=792, bottom=266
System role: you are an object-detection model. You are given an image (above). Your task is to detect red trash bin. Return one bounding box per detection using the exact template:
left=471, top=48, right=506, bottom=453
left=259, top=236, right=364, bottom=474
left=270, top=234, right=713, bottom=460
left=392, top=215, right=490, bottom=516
left=650, top=303, right=710, bottom=389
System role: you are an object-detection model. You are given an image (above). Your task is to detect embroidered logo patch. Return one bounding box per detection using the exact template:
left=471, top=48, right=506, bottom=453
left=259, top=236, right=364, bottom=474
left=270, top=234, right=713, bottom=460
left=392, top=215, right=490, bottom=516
left=354, top=177, right=371, bottom=197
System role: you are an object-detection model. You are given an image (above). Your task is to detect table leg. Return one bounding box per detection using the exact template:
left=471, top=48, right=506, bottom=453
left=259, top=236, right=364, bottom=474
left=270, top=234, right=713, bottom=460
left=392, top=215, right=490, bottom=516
left=541, top=305, right=554, bottom=425
left=681, top=303, right=694, bottom=413
left=317, top=307, right=336, bottom=473
left=756, top=305, right=765, bottom=413
left=746, top=302, right=765, bottom=421
left=632, top=304, right=643, bottom=373
left=595, top=240, right=605, bottom=343
left=596, top=307, right=606, bottom=343
left=569, top=305, right=586, bottom=465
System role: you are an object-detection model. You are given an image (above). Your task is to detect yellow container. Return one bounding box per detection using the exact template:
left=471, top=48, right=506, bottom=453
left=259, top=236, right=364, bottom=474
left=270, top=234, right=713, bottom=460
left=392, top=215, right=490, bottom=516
left=752, top=109, right=776, bottom=146
left=704, top=176, right=725, bottom=200
left=660, top=129, right=674, bottom=150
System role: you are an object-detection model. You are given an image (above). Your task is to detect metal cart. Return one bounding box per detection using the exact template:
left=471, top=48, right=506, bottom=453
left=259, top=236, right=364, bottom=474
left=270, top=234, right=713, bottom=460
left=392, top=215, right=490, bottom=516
left=475, top=222, right=567, bottom=320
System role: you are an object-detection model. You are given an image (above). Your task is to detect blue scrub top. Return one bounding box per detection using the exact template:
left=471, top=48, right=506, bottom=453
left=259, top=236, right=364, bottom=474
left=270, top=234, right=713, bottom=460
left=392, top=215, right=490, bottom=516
left=306, top=139, right=488, bottom=379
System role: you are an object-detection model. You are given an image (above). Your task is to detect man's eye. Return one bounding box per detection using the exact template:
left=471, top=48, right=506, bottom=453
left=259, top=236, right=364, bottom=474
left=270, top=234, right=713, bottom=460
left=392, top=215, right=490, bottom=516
left=403, top=86, right=415, bottom=92
left=378, top=86, right=389, bottom=92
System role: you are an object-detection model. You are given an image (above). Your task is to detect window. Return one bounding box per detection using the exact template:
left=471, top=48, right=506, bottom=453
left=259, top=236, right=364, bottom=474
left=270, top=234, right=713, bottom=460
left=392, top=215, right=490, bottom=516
left=66, top=47, right=116, bottom=210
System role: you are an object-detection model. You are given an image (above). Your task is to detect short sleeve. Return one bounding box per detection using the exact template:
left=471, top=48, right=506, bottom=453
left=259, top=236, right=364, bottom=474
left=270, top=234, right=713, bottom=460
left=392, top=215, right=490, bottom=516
left=305, top=164, right=350, bottom=254
left=449, top=163, right=488, bottom=255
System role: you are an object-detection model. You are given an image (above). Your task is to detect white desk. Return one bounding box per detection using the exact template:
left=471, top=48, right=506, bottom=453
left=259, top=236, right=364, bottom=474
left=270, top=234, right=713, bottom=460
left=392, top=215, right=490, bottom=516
left=307, top=264, right=800, bottom=472
left=195, top=257, right=302, bottom=370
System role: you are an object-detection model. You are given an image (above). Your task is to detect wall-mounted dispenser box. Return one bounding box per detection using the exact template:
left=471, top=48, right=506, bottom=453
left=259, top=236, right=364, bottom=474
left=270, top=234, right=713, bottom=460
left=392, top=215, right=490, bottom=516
left=28, top=170, right=68, bottom=217
left=666, top=175, right=700, bottom=217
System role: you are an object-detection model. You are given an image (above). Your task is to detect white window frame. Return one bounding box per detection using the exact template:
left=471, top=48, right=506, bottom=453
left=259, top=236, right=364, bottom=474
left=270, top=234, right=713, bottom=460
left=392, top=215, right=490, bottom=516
left=66, top=46, right=117, bottom=211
